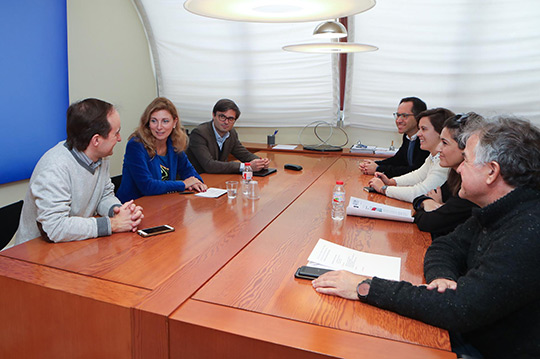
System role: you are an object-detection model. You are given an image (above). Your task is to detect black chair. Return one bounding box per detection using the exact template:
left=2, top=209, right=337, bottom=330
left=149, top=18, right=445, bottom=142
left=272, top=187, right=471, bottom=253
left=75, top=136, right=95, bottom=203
left=0, top=200, right=23, bottom=250
left=111, top=175, right=122, bottom=195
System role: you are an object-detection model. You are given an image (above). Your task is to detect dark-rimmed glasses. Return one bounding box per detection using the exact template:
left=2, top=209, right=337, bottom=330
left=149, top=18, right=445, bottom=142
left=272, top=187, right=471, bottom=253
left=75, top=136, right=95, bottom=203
left=217, top=113, right=236, bottom=123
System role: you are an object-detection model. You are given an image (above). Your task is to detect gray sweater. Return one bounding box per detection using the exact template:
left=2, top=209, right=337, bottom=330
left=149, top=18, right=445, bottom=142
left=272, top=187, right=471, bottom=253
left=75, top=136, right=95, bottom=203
left=16, top=141, right=120, bottom=245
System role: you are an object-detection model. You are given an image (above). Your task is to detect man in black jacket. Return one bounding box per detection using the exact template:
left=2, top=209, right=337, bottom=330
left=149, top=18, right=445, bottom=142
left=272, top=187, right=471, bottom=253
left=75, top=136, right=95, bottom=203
left=359, top=97, right=429, bottom=177
left=314, top=117, right=540, bottom=358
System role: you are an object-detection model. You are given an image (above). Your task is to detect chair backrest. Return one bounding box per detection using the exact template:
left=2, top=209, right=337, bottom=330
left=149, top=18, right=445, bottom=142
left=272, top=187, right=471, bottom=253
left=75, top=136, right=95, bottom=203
left=0, top=200, right=23, bottom=250
left=111, top=175, right=122, bottom=195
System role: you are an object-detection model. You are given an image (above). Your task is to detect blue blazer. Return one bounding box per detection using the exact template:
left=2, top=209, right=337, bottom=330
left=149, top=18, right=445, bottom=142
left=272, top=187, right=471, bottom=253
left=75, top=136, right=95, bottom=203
left=117, top=137, right=203, bottom=202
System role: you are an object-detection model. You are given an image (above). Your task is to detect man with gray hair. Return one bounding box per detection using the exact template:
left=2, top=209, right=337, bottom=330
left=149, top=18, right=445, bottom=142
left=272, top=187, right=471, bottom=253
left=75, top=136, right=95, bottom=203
left=313, top=116, right=540, bottom=358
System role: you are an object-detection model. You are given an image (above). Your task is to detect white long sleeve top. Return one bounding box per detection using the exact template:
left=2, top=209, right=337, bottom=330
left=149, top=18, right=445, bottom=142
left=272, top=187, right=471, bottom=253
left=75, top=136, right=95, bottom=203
left=385, top=153, right=449, bottom=203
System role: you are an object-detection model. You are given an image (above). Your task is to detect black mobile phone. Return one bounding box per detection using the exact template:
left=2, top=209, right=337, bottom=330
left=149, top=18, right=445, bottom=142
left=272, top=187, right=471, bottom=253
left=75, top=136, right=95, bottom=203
left=294, top=266, right=333, bottom=280
left=363, top=186, right=377, bottom=193
left=137, top=224, right=175, bottom=237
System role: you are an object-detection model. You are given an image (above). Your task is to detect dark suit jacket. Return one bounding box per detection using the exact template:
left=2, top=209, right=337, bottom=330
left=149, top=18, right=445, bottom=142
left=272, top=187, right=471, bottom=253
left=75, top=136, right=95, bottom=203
left=186, top=121, right=258, bottom=174
left=375, top=134, right=429, bottom=178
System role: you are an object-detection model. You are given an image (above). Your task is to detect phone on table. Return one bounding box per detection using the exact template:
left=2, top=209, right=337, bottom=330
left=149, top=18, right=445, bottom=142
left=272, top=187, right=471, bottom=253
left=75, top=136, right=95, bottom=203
left=294, top=266, right=333, bottom=280
left=137, top=225, right=175, bottom=237
left=363, top=186, right=377, bottom=193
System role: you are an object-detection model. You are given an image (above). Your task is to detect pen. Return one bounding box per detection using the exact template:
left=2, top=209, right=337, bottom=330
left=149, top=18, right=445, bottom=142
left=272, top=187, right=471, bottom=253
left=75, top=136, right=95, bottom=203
left=273, top=130, right=278, bottom=136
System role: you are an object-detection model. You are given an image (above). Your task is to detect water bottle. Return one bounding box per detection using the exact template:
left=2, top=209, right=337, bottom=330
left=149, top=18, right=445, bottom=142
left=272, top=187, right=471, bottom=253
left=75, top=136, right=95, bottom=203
left=242, top=162, right=253, bottom=195
left=332, top=180, right=346, bottom=220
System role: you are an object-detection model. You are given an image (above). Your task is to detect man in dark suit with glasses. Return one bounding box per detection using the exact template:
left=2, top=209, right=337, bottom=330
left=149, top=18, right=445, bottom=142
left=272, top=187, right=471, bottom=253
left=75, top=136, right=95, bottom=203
left=187, top=98, right=270, bottom=174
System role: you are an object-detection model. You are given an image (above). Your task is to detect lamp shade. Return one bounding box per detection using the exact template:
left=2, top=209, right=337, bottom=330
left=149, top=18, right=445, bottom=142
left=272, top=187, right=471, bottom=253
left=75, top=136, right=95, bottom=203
left=313, top=21, right=347, bottom=39
left=184, top=0, right=376, bottom=23
left=283, top=43, right=378, bottom=53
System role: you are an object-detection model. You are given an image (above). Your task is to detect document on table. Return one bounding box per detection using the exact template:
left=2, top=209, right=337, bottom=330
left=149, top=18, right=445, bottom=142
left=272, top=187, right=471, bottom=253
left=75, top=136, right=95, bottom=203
left=195, top=187, right=227, bottom=198
left=307, top=238, right=401, bottom=281
left=347, top=197, right=414, bottom=223
left=272, top=144, right=297, bottom=150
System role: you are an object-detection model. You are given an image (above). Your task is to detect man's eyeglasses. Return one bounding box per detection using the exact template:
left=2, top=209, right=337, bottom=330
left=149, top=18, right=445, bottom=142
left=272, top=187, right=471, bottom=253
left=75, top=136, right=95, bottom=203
left=217, top=114, right=236, bottom=123
left=393, top=112, right=414, bottom=120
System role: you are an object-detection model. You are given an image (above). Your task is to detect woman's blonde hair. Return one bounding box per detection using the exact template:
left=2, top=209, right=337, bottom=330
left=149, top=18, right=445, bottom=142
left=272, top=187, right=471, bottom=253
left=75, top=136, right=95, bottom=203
left=130, top=97, right=188, bottom=157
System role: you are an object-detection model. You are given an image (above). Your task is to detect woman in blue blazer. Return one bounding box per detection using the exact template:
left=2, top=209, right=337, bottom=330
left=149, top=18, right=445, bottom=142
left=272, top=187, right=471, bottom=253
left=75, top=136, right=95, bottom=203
left=117, top=97, right=207, bottom=202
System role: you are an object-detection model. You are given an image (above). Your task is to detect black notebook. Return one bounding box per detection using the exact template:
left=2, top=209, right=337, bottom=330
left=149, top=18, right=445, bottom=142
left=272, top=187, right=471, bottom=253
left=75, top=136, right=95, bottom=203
left=253, top=168, right=277, bottom=177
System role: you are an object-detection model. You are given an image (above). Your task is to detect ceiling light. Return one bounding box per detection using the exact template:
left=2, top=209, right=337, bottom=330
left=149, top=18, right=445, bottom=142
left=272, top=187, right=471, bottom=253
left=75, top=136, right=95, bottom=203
left=184, top=0, right=376, bottom=23
left=313, top=21, right=348, bottom=39
left=282, top=43, right=378, bottom=53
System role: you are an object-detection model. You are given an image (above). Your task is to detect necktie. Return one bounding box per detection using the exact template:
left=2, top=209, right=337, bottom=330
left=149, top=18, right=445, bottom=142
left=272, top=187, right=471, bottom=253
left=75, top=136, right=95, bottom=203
left=407, top=139, right=415, bottom=167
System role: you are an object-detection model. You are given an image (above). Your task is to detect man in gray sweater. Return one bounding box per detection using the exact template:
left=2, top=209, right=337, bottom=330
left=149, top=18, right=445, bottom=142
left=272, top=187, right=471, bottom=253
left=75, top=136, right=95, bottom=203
left=16, top=98, right=144, bottom=245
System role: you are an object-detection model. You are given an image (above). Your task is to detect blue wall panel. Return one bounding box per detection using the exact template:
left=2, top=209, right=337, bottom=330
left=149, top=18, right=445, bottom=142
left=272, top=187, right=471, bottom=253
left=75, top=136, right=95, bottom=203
left=0, top=0, right=68, bottom=184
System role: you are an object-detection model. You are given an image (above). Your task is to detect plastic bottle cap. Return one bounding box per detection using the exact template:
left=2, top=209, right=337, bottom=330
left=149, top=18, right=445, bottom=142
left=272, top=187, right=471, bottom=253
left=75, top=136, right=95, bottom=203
left=336, top=181, right=344, bottom=185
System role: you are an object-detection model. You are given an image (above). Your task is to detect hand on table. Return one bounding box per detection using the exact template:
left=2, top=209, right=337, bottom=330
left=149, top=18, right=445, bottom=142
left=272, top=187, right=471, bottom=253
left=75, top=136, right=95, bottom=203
left=312, top=270, right=369, bottom=301
left=183, top=176, right=204, bottom=190
left=189, top=182, right=208, bottom=192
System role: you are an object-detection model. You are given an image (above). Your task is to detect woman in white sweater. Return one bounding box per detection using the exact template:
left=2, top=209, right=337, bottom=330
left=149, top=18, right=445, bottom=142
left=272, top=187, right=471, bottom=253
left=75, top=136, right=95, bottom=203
left=369, top=108, right=454, bottom=203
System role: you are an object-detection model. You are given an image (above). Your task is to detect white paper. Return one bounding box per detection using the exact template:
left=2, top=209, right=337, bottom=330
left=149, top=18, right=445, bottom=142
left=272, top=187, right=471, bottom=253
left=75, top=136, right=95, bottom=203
left=195, top=187, right=227, bottom=198
left=272, top=144, right=297, bottom=150
left=346, top=197, right=413, bottom=223
left=307, top=238, right=401, bottom=281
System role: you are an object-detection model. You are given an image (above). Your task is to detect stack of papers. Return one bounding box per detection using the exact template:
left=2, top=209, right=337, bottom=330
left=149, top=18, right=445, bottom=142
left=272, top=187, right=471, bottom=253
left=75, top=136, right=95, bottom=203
left=307, top=239, right=401, bottom=281
left=346, top=197, right=413, bottom=223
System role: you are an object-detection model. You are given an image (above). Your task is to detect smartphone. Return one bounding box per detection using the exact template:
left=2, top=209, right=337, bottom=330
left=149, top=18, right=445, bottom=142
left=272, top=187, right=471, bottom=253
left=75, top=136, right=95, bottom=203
left=363, top=186, right=377, bottom=193
left=137, top=225, right=175, bottom=237
left=294, top=266, right=333, bottom=280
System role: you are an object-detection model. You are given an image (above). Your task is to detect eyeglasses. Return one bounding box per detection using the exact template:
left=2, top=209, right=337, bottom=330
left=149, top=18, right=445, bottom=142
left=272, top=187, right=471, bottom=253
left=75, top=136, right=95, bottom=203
left=393, top=112, right=414, bottom=120
left=217, top=113, right=236, bottom=123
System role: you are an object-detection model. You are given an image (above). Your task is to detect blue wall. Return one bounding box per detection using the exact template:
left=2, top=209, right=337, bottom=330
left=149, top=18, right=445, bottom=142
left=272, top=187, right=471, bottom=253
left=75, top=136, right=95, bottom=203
left=0, top=0, right=68, bottom=184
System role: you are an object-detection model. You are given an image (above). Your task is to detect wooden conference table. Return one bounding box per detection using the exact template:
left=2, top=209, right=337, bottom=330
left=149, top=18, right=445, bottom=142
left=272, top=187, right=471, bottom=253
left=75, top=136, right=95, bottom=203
left=0, top=149, right=455, bottom=359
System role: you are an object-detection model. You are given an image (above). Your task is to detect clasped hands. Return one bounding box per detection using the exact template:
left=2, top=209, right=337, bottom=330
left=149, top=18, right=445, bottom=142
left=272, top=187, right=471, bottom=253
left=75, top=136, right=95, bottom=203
left=111, top=200, right=144, bottom=233
left=358, top=159, right=378, bottom=175
left=249, top=158, right=270, bottom=172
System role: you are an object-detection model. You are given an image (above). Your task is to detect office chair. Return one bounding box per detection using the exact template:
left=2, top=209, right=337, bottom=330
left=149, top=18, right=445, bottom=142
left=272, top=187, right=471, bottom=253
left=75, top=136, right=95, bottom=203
left=111, top=175, right=122, bottom=195
left=0, top=200, right=23, bottom=250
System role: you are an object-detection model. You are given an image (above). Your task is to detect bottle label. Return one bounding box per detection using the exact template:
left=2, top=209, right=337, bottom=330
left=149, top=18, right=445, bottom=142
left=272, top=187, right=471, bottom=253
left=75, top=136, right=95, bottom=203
left=333, top=193, right=345, bottom=203
left=243, top=172, right=253, bottom=181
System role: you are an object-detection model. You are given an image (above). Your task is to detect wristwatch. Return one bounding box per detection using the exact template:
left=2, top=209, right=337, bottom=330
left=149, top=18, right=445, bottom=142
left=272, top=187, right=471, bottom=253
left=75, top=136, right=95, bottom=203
left=356, top=278, right=372, bottom=302
left=381, top=185, right=388, bottom=194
